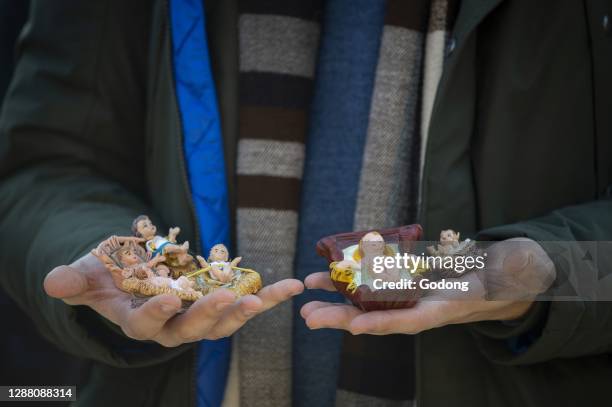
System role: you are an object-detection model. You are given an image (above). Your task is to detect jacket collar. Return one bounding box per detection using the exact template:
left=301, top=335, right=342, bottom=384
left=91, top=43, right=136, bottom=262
left=452, top=0, right=504, bottom=48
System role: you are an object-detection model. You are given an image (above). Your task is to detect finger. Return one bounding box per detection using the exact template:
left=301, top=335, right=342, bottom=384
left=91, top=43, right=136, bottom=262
left=304, top=304, right=362, bottom=331
left=503, top=249, right=531, bottom=274
left=209, top=280, right=304, bottom=338
left=300, top=301, right=332, bottom=319
left=257, top=279, right=304, bottom=311
left=44, top=265, right=89, bottom=303
left=422, top=272, right=486, bottom=301
left=349, top=301, right=451, bottom=335
left=504, top=247, right=555, bottom=296
left=304, top=272, right=337, bottom=292
left=121, top=294, right=182, bottom=340
left=162, top=289, right=237, bottom=344
left=208, top=295, right=264, bottom=338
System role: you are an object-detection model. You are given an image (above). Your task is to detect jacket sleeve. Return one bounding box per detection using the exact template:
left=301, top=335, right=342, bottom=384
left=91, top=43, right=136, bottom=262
left=470, top=198, right=612, bottom=364
left=0, top=0, right=189, bottom=367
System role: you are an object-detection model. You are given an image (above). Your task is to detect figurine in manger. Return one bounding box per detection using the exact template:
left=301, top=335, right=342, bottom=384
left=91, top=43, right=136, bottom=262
left=189, top=244, right=261, bottom=297
left=317, top=225, right=424, bottom=311
left=146, top=263, right=197, bottom=292
left=92, top=235, right=203, bottom=303
left=333, top=232, right=403, bottom=289
left=91, top=215, right=262, bottom=308
left=197, top=244, right=241, bottom=283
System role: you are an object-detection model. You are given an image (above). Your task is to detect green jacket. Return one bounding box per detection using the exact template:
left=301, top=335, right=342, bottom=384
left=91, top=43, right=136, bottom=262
left=1, top=0, right=612, bottom=406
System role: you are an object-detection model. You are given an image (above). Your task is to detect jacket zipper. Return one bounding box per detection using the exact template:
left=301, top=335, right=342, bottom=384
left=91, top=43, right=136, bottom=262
left=163, top=0, right=201, bottom=406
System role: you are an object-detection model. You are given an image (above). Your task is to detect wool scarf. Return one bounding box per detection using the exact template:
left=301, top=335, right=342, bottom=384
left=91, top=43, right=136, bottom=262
left=233, top=0, right=458, bottom=406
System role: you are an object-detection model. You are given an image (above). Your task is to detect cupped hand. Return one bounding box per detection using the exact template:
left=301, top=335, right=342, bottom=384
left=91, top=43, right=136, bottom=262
left=44, top=253, right=303, bottom=347
left=301, top=238, right=555, bottom=335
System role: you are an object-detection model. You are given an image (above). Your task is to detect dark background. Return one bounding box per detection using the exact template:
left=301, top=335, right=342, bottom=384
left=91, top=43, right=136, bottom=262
left=0, top=1, right=88, bottom=405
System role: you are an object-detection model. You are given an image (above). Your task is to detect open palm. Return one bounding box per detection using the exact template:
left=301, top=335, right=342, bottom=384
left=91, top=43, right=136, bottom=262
left=301, top=238, right=555, bottom=335
left=44, top=253, right=303, bottom=347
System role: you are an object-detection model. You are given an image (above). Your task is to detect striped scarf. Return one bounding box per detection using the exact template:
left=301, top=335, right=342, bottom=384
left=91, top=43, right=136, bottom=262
left=233, top=0, right=458, bottom=406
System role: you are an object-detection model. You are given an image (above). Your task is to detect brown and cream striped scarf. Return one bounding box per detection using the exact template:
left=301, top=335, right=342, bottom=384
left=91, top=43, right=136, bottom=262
left=231, top=1, right=458, bottom=406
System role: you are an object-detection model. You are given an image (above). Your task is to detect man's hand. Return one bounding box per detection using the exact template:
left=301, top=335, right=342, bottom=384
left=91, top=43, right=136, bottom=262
left=301, top=238, right=555, bottom=335
left=44, top=253, right=303, bottom=347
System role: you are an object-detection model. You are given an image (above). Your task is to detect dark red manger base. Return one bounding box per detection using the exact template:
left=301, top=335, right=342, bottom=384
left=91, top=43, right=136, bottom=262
left=316, top=224, right=424, bottom=311
left=332, top=280, right=420, bottom=312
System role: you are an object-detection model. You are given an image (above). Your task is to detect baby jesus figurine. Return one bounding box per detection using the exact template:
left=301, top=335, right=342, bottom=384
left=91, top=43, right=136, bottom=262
left=116, top=249, right=194, bottom=291
left=196, top=244, right=242, bottom=283
left=186, top=243, right=262, bottom=296
left=147, top=264, right=198, bottom=293
left=92, top=235, right=203, bottom=302
left=132, top=215, right=186, bottom=257
left=427, top=229, right=475, bottom=257
left=332, top=232, right=403, bottom=291
left=114, top=243, right=167, bottom=280
left=91, top=216, right=262, bottom=306
left=319, top=227, right=425, bottom=311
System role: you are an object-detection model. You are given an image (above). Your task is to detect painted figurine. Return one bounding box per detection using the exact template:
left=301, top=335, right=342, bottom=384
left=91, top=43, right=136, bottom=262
left=332, top=231, right=409, bottom=291
left=131, top=215, right=198, bottom=278
left=425, top=229, right=482, bottom=279
left=132, top=215, right=185, bottom=257
left=189, top=243, right=261, bottom=296
left=318, top=225, right=425, bottom=311
left=196, top=244, right=242, bottom=283
left=427, top=229, right=475, bottom=256
left=91, top=215, right=263, bottom=307
left=92, top=235, right=202, bottom=302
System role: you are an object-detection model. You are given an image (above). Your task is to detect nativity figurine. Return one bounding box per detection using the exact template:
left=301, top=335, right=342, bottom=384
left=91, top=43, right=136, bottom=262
left=91, top=215, right=262, bottom=308
left=92, top=235, right=203, bottom=302
left=332, top=231, right=399, bottom=290
left=427, top=229, right=476, bottom=257
left=318, top=226, right=425, bottom=311
left=189, top=244, right=261, bottom=296
left=426, top=229, right=482, bottom=278
left=132, top=215, right=182, bottom=257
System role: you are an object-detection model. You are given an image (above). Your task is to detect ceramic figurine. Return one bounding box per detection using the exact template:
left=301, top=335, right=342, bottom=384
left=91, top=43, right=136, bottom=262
left=332, top=231, right=401, bottom=288
left=91, top=216, right=262, bottom=308
left=195, top=244, right=242, bottom=283
left=92, top=235, right=203, bottom=303
left=130, top=214, right=198, bottom=279
left=317, top=226, right=483, bottom=310
left=426, top=229, right=481, bottom=278
left=427, top=229, right=475, bottom=256
left=189, top=244, right=261, bottom=297
left=132, top=215, right=182, bottom=257
left=316, top=225, right=424, bottom=311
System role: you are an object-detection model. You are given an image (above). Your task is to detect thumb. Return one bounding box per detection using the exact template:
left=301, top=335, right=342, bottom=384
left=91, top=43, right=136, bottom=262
left=44, top=265, right=89, bottom=303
